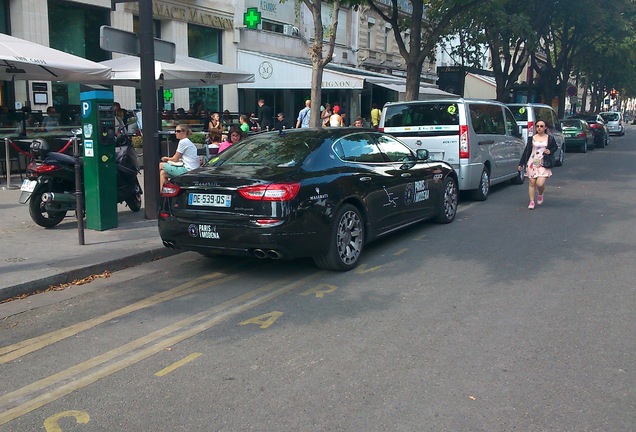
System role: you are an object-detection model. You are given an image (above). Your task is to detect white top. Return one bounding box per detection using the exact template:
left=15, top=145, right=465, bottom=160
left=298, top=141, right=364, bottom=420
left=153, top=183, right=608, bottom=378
left=329, top=114, right=342, bottom=127
left=177, top=138, right=200, bottom=171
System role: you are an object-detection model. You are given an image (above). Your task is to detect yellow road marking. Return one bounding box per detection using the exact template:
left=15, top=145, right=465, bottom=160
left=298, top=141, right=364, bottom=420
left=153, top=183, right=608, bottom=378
left=154, top=353, right=202, bottom=377
left=0, top=271, right=323, bottom=425
left=393, top=248, right=409, bottom=256
left=355, top=264, right=383, bottom=274
left=300, top=284, right=337, bottom=298
left=239, top=311, right=283, bottom=329
left=43, top=410, right=90, bottom=432
left=0, top=263, right=253, bottom=364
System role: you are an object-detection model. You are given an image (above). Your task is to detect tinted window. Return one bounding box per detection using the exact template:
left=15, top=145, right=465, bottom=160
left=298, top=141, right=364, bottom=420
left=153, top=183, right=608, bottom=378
left=562, top=120, right=583, bottom=129
left=333, top=134, right=385, bottom=163
left=210, top=133, right=320, bottom=167
left=383, top=103, right=460, bottom=127
left=509, top=105, right=528, bottom=122
left=469, top=104, right=505, bottom=135
left=600, top=113, right=620, bottom=122
left=375, top=135, right=417, bottom=162
left=537, top=108, right=556, bottom=128
left=503, top=108, right=520, bottom=136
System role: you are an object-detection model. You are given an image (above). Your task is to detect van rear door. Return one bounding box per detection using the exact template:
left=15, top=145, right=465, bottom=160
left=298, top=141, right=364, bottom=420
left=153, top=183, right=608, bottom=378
left=381, top=102, right=461, bottom=168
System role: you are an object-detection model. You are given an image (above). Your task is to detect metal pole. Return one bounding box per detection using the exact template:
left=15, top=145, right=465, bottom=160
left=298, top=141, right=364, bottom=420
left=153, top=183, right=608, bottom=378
left=139, top=0, right=159, bottom=219
left=3, top=138, right=11, bottom=188
left=73, top=135, right=85, bottom=245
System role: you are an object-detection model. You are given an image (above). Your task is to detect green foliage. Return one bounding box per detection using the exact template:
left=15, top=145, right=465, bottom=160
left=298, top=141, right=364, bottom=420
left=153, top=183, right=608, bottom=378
left=190, top=133, right=207, bottom=144
left=131, top=136, right=143, bottom=149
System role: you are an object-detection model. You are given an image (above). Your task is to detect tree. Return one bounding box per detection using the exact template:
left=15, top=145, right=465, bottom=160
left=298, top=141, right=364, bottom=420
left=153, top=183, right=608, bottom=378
left=366, top=0, right=486, bottom=101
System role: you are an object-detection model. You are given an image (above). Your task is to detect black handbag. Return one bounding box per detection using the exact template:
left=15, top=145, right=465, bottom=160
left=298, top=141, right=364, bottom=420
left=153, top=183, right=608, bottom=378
left=542, top=152, right=554, bottom=168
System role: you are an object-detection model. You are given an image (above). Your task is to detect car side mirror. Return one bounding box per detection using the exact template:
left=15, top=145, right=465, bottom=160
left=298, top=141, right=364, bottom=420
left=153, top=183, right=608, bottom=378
left=416, top=149, right=430, bottom=160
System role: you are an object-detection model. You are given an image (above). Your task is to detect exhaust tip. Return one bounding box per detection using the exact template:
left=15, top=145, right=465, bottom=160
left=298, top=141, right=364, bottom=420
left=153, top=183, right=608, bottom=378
left=253, top=249, right=267, bottom=259
left=267, top=250, right=282, bottom=260
left=163, top=240, right=175, bottom=249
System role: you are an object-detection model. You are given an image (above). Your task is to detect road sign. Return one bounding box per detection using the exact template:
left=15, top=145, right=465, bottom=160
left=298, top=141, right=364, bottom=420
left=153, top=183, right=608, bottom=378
left=100, top=26, right=176, bottom=63
left=567, top=85, right=577, bottom=97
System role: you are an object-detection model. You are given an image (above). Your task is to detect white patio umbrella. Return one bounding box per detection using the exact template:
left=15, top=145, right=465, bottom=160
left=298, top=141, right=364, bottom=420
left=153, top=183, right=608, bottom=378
left=0, top=33, right=111, bottom=82
left=99, top=54, right=255, bottom=89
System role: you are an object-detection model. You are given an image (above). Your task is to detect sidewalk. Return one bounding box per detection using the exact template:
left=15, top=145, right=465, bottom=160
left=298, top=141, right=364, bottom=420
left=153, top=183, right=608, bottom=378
left=0, top=171, right=178, bottom=302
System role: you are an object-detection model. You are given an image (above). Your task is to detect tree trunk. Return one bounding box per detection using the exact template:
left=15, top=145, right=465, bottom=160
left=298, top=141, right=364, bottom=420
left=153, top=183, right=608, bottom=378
left=405, top=61, right=423, bottom=101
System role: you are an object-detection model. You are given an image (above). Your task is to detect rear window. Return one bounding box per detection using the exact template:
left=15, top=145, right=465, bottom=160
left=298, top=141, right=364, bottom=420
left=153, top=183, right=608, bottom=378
left=383, top=102, right=459, bottom=128
left=509, top=105, right=528, bottom=122
left=562, top=120, right=582, bottom=129
left=600, top=113, right=619, bottom=122
left=209, top=133, right=321, bottom=168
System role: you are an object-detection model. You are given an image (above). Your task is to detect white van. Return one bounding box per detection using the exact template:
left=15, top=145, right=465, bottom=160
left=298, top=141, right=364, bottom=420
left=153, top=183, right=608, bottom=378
left=507, top=103, right=565, bottom=166
left=599, top=112, right=625, bottom=136
left=379, top=98, right=525, bottom=200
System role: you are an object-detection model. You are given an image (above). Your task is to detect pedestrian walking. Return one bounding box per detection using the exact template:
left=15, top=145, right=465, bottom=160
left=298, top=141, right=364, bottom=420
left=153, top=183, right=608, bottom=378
left=257, top=99, right=273, bottom=131
left=518, top=120, right=558, bottom=209
left=296, top=99, right=311, bottom=128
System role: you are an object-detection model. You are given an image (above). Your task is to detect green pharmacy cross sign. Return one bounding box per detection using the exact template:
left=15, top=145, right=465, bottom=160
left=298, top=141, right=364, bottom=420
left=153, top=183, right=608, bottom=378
left=163, top=89, right=173, bottom=102
left=244, top=7, right=261, bottom=29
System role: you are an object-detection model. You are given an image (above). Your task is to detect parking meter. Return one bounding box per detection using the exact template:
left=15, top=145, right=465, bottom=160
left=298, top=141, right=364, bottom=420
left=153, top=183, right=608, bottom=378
left=81, top=90, right=118, bottom=230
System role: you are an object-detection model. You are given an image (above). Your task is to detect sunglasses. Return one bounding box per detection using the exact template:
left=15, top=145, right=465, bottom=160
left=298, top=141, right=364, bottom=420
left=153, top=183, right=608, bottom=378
left=175, top=129, right=183, bottom=133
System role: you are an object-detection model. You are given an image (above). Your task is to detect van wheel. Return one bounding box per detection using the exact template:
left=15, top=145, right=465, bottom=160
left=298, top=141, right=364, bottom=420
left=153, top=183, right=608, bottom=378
left=471, top=167, right=490, bottom=201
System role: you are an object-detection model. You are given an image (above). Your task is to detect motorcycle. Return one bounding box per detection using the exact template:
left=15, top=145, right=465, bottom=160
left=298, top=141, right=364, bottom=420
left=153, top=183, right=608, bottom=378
left=19, top=132, right=143, bottom=228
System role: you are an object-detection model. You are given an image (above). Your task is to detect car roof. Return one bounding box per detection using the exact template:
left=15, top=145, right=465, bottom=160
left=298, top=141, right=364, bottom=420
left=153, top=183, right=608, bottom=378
left=385, top=98, right=506, bottom=107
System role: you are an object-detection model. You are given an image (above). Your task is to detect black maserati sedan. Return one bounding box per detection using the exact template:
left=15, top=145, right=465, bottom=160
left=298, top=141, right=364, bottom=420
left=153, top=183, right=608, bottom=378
left=158, top=128, right=458, bottom=271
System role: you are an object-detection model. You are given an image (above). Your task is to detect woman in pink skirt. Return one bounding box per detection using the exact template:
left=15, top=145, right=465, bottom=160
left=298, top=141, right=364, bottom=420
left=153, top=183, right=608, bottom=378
left=518, top=120, right=558, bottom=209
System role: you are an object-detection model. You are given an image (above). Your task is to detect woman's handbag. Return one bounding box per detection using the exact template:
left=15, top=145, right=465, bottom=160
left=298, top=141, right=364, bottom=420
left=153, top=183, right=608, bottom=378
left=542, top=152, right=554, bottom=168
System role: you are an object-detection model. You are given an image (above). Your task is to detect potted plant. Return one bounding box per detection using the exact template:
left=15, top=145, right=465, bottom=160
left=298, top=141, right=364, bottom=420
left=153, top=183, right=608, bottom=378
left=131, top=135, right=143, bottom=168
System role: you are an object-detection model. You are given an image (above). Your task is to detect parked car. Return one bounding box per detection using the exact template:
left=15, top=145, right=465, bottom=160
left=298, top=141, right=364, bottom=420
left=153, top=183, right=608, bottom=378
left=568, top=113, right=610, bottom=148
left=158, top=128, right=459, bottom=271
left=561, top=119, right=595, bottom=152
left=507, top=103, right=565, bottom=167
left=599, top=112, right=625, bottom=136
left=379, top=98, right=525, bottom=201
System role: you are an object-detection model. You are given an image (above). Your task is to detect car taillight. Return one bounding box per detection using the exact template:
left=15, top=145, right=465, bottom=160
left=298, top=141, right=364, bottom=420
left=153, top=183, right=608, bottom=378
left=577, top=132, right=586, bottom=138
left=590, top=123, right=600, bottom=129
left=161, top=181, right=182, bottom=197
left=459, top=125, right=469, bottom=159
left=527, top=120, right=534, bottom=137
left=378, top=127, right=384, bottom=132
left=238, top=183, right=300, bottom=201
left=33, top=164, right=62, bottom=174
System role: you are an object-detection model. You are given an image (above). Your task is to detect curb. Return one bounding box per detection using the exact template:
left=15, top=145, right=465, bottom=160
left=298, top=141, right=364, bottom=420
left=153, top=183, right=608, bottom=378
left=0, top=247, right=181, bottom=303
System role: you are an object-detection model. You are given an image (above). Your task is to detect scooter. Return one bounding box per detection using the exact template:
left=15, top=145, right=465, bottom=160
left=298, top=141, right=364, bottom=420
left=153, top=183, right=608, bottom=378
left=19, top=133, right=143, bottom=228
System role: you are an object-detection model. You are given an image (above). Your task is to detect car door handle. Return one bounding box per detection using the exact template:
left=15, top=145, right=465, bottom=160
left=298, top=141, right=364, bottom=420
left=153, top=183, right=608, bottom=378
left=478, top=140, right=494, bottom=145
left=359, top=177, right=372, bottom=182
left=401, top=172, right=411, bottom=178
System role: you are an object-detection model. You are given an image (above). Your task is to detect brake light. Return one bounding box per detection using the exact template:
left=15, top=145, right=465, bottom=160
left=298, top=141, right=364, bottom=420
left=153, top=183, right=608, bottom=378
left=577, top=132, right=586, bottom=138
left=459, top=124, right=469, bottom=159
left=378, top=126, right=384, bottom=132
left=238, top=183, right=300, bottom=201
left=527, top=120, right=534, bottom=137
left=161, top=181, right=182, bottom=197
left=33, top=164, right=62, bottom=174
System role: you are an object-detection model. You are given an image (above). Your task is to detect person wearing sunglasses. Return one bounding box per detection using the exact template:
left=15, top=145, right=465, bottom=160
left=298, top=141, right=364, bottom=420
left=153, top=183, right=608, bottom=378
left=159, top=124, right=200, bottom=191
left=518, top=120, right=558, bottom=209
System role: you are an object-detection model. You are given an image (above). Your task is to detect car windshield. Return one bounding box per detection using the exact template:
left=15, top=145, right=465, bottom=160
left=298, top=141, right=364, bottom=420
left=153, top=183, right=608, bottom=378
left=600, top=113, right=619, bottom=122
left=208, top=133, right=321, bottom=168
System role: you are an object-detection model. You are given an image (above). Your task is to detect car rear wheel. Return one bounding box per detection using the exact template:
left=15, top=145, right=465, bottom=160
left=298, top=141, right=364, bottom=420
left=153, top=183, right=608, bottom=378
left=314, top=204, right=364, bottom=271
left=471, top=167, right=490, bottom=201
left=580, top=141, right=587, bottom=153
left=434, top=177, right=458, bottom=224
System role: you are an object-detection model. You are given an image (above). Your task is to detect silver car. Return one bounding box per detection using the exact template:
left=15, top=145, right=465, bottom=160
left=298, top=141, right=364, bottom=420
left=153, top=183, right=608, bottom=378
left=599, top=112, right=625, bottom=136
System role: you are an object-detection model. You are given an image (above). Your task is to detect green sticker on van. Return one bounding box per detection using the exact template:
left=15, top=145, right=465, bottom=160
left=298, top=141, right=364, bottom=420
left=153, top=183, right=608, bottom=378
left=518, top=108, right=526, bottom=114
left=447, top=105, right=457, bottom=115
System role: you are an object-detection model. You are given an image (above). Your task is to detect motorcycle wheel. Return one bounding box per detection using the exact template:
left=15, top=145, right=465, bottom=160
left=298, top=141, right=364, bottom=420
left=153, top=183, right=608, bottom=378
left=29, top=191, right=67, bottom=228
left=125, top=180, right=142, bottom=212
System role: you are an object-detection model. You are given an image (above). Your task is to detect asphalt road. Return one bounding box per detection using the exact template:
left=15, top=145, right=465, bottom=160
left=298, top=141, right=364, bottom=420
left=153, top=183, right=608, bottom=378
left=1, top=130, right=635, bottom=431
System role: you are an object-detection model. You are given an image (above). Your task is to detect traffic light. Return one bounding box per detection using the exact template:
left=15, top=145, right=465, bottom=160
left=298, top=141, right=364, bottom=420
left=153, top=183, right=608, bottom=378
left=611, top=89, right=617, bottom=99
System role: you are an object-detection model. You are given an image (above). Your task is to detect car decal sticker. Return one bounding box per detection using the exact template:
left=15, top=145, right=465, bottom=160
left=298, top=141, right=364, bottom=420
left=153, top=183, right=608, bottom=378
left=382, top=186, right=398, bottom=207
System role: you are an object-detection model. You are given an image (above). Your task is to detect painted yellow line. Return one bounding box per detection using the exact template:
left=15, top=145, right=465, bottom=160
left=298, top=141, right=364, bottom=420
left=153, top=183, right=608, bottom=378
left=393, top=248, right=409, bottom=256
left=0, top=263, right=253, bottom=364
left=0, top=271, right=323, bottom=425
left=154, top=353, right=202, bottom=377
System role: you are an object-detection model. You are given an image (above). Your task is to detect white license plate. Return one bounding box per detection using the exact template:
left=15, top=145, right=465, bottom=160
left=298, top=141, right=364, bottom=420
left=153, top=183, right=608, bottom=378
left=188, top=193, right=232, bottom=207
left=20, top=179, right=37, bottom=193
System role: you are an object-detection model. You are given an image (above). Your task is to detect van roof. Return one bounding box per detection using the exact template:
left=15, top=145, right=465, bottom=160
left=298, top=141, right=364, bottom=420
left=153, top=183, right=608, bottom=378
left=385, top=98, right=506, bottom=106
